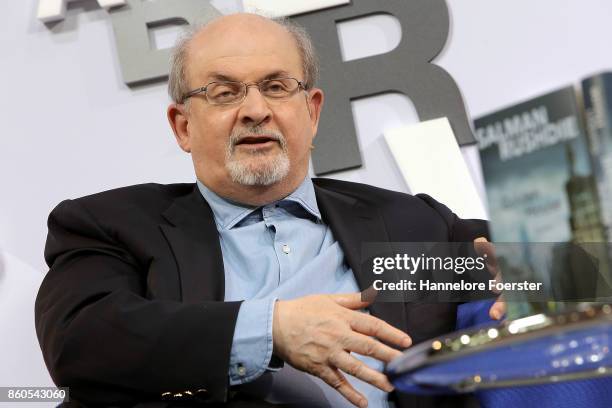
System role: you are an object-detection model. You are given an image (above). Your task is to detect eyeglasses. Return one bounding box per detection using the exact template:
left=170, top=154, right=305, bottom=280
left=182, top=77, right=306, bottom=105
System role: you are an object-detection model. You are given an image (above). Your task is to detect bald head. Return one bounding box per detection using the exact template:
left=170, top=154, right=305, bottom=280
left=195, top=13, right=291, bottom=45
left=168, top=13, right=319, bottom=104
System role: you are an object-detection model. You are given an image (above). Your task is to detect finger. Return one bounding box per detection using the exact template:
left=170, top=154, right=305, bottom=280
left=340, top=332, right=403, bottom=363
left=318, top=366, right=368, bottom=408
left=330, top=292, right=373, bottom=310
left=489, top=270, right=504, bottom=295
left=473, top=237, right=501, bottom=278
left=361, top=286, right=378, bottom=303
left=489, top=296, right=506, bottom=320
left=473, top=237, right=498, bottom=267
left=329, top=350, right=394, bottom=393
left=349, top=313, right=412, bottom=348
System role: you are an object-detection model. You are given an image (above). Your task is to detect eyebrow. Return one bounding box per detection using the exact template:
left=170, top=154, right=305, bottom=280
left=206, top=70, right=293, bottom=83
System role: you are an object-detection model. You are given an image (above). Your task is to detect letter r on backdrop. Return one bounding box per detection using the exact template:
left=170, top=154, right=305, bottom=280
left=289, top=0, right=476, bottom=175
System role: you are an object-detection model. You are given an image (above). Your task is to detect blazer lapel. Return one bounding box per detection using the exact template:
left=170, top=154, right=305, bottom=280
left=314, top=184, right=409, bottom=334
left=160, top=185, right=225, bottom=304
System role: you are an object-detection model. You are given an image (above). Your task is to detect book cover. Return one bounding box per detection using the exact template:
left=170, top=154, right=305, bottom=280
left=582, top=72, right=612, bottom=238
left=474, top=86, right=607, bottom=316
left=476, top=86, right=604, bottom=243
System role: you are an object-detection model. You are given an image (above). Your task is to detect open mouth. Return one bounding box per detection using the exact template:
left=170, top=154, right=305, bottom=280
left=236, top=136, right=279, bottom=148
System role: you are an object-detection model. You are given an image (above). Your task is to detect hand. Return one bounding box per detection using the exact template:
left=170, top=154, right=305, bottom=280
left=272, top=293, right=412, bottom=408
left=473, top=237, right=506, bottom=320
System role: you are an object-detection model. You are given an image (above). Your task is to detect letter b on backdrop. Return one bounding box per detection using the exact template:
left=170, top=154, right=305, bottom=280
left=109, top=0, right=220, bottom=85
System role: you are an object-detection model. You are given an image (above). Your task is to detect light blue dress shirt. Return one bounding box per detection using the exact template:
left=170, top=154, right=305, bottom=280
left=197, top=177, right=391, bottom=407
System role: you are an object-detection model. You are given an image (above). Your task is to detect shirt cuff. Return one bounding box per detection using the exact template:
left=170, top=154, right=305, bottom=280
left=228, top=297, right=277, bottom=385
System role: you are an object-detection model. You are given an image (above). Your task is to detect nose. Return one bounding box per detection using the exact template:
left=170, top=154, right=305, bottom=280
left=237, top=85, right=273, bottom=127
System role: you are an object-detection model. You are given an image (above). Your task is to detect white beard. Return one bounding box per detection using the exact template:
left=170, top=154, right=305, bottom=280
left=225, top=127, right=290, bottom=186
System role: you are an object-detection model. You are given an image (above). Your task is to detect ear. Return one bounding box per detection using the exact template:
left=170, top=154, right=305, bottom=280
left=167, top=103, right=192, bottom=153
left=306, top=88, right=324, bottom=137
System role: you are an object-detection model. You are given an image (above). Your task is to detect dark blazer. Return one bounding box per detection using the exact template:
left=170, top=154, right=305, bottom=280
left=35, top=178, right=488, bottom=408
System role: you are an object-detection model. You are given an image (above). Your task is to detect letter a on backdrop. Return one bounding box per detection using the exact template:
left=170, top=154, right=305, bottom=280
left=37, top=0, right=126, bottom=22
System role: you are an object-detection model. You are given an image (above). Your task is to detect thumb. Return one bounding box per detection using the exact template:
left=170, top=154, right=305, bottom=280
left=489, top=296, right=506, bottom=320
left=329, top=291, right=374, bottom=310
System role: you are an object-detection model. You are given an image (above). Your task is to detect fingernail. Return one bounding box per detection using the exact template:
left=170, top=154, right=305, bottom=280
left=359, top=398, right=368, bottom=408
left=402, top=336, right=412, bottom=347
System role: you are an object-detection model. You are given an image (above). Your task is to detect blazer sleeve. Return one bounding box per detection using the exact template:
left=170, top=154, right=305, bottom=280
left=35, top=199, right=241, bottom=405
left=416, top=193, right=490, bottom=241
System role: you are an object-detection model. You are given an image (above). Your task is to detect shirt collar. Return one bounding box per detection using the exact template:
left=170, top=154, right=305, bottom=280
left=196, top=177, right=322, bottom=230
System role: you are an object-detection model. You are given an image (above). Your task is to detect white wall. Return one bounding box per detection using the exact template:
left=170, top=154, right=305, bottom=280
left=2, top=0, right=612, bottom=395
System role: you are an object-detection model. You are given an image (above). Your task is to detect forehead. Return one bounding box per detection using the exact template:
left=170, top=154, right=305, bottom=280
left=186, top=16, right=303, bottom=84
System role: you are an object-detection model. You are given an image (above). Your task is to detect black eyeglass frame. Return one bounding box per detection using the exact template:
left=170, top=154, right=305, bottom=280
left=181, top=77, right=307, bottom=105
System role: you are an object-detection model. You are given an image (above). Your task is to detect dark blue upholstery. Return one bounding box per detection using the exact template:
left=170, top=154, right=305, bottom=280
left=459, top=300, right=612, bottom=408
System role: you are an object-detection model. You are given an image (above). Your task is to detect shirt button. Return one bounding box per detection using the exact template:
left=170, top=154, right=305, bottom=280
left=282, top=244, right=291, bottom=254
left=237, top=364, right=247, bottom=376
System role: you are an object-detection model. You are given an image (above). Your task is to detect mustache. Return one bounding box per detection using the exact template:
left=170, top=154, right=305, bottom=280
left=228, top=127, right=287, bottom=151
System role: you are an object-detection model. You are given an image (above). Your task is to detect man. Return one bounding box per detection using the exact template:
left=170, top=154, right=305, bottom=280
left=35, top=13, right=500, bottom=408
